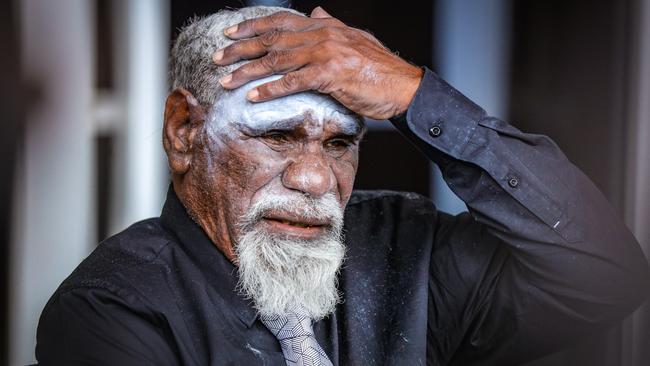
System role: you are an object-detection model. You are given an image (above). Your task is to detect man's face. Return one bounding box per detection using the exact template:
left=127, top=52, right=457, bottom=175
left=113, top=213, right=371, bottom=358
left=185, top=76, right=363, bottom=318
left=196, top=75, right=364, bottom=247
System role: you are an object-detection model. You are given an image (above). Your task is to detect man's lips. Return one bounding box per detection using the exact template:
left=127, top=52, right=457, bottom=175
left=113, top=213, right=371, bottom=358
left=263, top=214, right=329, bottom=227
left=260, top=211, right=330, bottom=238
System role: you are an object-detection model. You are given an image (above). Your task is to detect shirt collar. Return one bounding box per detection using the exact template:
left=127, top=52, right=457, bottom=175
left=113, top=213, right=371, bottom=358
left=159, top=185, right=259, bottom=327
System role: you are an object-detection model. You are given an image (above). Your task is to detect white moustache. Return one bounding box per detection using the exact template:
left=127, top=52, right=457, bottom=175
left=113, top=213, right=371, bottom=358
left=239, top=192, right=344, bottom=233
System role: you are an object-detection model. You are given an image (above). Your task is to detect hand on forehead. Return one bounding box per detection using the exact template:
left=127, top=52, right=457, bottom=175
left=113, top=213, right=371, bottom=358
left=213, top=7, right=423, bottom=120
left=211, top=75, right=364, bottom=135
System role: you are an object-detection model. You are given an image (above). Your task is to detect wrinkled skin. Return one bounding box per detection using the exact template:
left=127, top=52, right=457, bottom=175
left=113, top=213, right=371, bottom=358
left=164, top=84, right=363, bottom=261
left=163, top=7, right=423, bottom=262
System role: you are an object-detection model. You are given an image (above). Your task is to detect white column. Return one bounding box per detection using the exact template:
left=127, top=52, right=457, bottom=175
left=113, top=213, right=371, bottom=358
left=111, top=0, right=169, bottom=233
left=431, top=0, right=511, bottom=214
left=623, top=0, right=650, bottom=365
left=10, top=0, right=95, bottom=364
left=625, top=0, right=650, bottom=278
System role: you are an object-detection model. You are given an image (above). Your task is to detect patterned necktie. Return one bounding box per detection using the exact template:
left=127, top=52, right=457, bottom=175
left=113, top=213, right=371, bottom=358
left=260, top=305, right=334, bottom=366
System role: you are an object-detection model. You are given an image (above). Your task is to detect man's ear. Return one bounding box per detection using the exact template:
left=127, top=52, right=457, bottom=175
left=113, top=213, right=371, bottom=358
left=163, top=88, right=206, bottom=175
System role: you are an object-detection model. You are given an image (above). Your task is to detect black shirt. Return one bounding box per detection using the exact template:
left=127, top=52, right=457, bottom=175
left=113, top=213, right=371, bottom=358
left=36, top=68, right=650, bottom=366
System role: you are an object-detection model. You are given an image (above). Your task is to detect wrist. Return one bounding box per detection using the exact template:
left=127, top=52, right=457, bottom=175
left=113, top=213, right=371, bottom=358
left=393, top=66, right=424, bottom=118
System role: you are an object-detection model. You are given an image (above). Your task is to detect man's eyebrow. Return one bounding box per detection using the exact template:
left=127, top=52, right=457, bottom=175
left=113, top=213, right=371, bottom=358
left=337, top=116, right=365, bottom=136
left=233, top=115, right=308, bottom=135
left=234, top=112, right=365, bottom=136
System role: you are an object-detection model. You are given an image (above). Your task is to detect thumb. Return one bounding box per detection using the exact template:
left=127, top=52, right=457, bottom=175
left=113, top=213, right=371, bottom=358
left=310, top=6, right=332, bottom=18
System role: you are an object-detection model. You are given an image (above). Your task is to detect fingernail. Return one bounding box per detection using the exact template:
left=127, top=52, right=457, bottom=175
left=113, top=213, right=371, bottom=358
left=224, top=25, right=238, bottom=36
left=247, top=88, right=259, bottom=101
left=219, top=74, right=232, bottom=86
left=213, top=49, right=224, bottom=62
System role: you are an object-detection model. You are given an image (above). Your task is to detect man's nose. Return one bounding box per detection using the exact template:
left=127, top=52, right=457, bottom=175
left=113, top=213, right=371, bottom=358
left=281, top=152, right=334, bottom=198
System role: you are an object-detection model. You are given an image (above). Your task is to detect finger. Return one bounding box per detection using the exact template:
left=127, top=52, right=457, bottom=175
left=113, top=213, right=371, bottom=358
left=310, top=6, right=345, bottom=26
left=247, top=69, right=318, bottom=102
left=219, top=49, right=310, bottom=89
left=310, top=6, right=332, bottom=19
left=224, top=11, right=313, bottom=40
left=213, top=30, right=312, bottom=66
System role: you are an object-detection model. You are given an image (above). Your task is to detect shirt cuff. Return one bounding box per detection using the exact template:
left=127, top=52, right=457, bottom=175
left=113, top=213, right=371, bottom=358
left=391, top=67, right=486, bottom=159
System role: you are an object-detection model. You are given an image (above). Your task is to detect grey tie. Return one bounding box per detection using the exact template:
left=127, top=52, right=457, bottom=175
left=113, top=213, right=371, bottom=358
left=260, top=305, right=334, bottom=366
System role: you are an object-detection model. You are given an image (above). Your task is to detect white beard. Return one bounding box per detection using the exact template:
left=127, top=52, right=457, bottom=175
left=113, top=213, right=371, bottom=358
left=235, top=193, right=346, bottom=320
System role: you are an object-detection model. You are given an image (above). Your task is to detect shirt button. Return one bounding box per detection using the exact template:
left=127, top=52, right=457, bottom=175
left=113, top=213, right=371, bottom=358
left=429, top=125, right=442, bottom=137
left=508, top=177, right=519, bottom=188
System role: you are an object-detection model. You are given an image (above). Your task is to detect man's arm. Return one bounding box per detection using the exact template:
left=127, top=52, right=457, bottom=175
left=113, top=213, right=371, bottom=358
left=391, top=68, right=650, bottom=365
left=36, top=287, right=180, bottom=365
left=215, top=7, right=650, bottom=364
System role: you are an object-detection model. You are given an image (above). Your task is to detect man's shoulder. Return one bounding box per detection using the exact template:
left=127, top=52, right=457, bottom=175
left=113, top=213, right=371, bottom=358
left=52, top=218, right=177, bottom=301
left=347, top=189, right=436, bottom=213
left=344, top=189, right=438, bottom=233
left=98, top=217, right=176, bottom=264
left=341, top=190, right=439, bottom=279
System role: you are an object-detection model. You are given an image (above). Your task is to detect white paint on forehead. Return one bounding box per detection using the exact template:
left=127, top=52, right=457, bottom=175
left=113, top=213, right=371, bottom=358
left=207, top=75, right=363, bottom=136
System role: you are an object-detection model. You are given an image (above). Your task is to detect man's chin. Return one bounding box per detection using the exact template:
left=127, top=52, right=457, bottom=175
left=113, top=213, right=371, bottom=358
left=235, top=220, right=345, bottom=319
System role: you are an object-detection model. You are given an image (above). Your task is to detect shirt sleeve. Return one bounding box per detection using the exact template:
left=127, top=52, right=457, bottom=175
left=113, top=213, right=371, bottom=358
left=36, top=286, right=180, bottom=366
left=390, top=68, right=650, bottom=365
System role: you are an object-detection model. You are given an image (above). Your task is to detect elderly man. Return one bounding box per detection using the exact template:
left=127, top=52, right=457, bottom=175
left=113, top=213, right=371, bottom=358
left=36, top=6, right=649, bottom=366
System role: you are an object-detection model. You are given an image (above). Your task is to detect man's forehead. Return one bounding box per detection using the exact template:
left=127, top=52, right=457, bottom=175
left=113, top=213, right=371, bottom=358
left=209, top=76, right=364, bottom=135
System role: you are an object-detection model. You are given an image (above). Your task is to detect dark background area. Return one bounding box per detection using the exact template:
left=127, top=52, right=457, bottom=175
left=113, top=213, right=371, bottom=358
left=509, top=1, right=632, bottom=363
left=510, top=0, right=630, bottom=213
left=1, top=1, right=21, bottom=366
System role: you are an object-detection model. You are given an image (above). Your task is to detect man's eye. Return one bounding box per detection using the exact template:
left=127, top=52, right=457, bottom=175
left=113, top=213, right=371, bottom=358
left=324, top=139, right=353, bottom=156
left=261, top=132, right=290, bottom=144
left=326, top=139, right=350, bottom=148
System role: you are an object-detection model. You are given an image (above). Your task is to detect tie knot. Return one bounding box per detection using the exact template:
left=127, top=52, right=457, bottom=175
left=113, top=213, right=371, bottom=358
left=260, top=306, right=315, bottom=341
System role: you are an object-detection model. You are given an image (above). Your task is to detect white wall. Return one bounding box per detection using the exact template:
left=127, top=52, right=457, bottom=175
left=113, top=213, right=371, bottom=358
left=10, top=1, right=170, bottom=364
left=110, top=0, right=169, bottom=235
left=10, top=1, right=95, bottom=364
left=431, top=0, right=511, bottom=214
left=623, top=0, right=650, bottom=365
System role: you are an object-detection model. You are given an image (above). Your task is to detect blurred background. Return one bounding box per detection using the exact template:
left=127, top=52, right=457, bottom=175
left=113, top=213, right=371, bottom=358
left=1, top=0, right=649, bottom=365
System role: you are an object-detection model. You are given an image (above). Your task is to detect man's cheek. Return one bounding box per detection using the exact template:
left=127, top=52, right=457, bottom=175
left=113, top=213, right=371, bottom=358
left=210, top=138, right=257, bottom=176
left=335, top=152, right=359, bottom=179
left=332, top=158, right=358, bottom=202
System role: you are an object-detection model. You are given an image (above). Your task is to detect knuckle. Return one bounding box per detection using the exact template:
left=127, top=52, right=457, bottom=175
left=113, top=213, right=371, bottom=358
left=223, top=42, right=239, bottom=55
left=276, top=11, right=292, bottom=21
left=322, top=18, right=342, bottom=27
left=318, top=39, right=339, bottom=54
left=321, top=27, right=347, bottom=43
left=232, top=66, right=250, bottom=81
left=306, top=70, right=330, bottom=93
left=323, top=58, right=342, bottom=73
left=314, top=77, right=332, bottom=94
left=355, top=29, right=382, bottom=45
left=319, top=26, right=337, bottom=40
left=280, top=72, right=301, bottom=90
left=237, top=19, right=253, bottom=33
left=268, top=11, right=291, bottom=28
left=229, top=67, right=245, bottom=82
left=357, top=29, right=373, bottom=38
left=261, top=50, right=282, bottom=69
left=259, top=30, right=281, bottom=47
